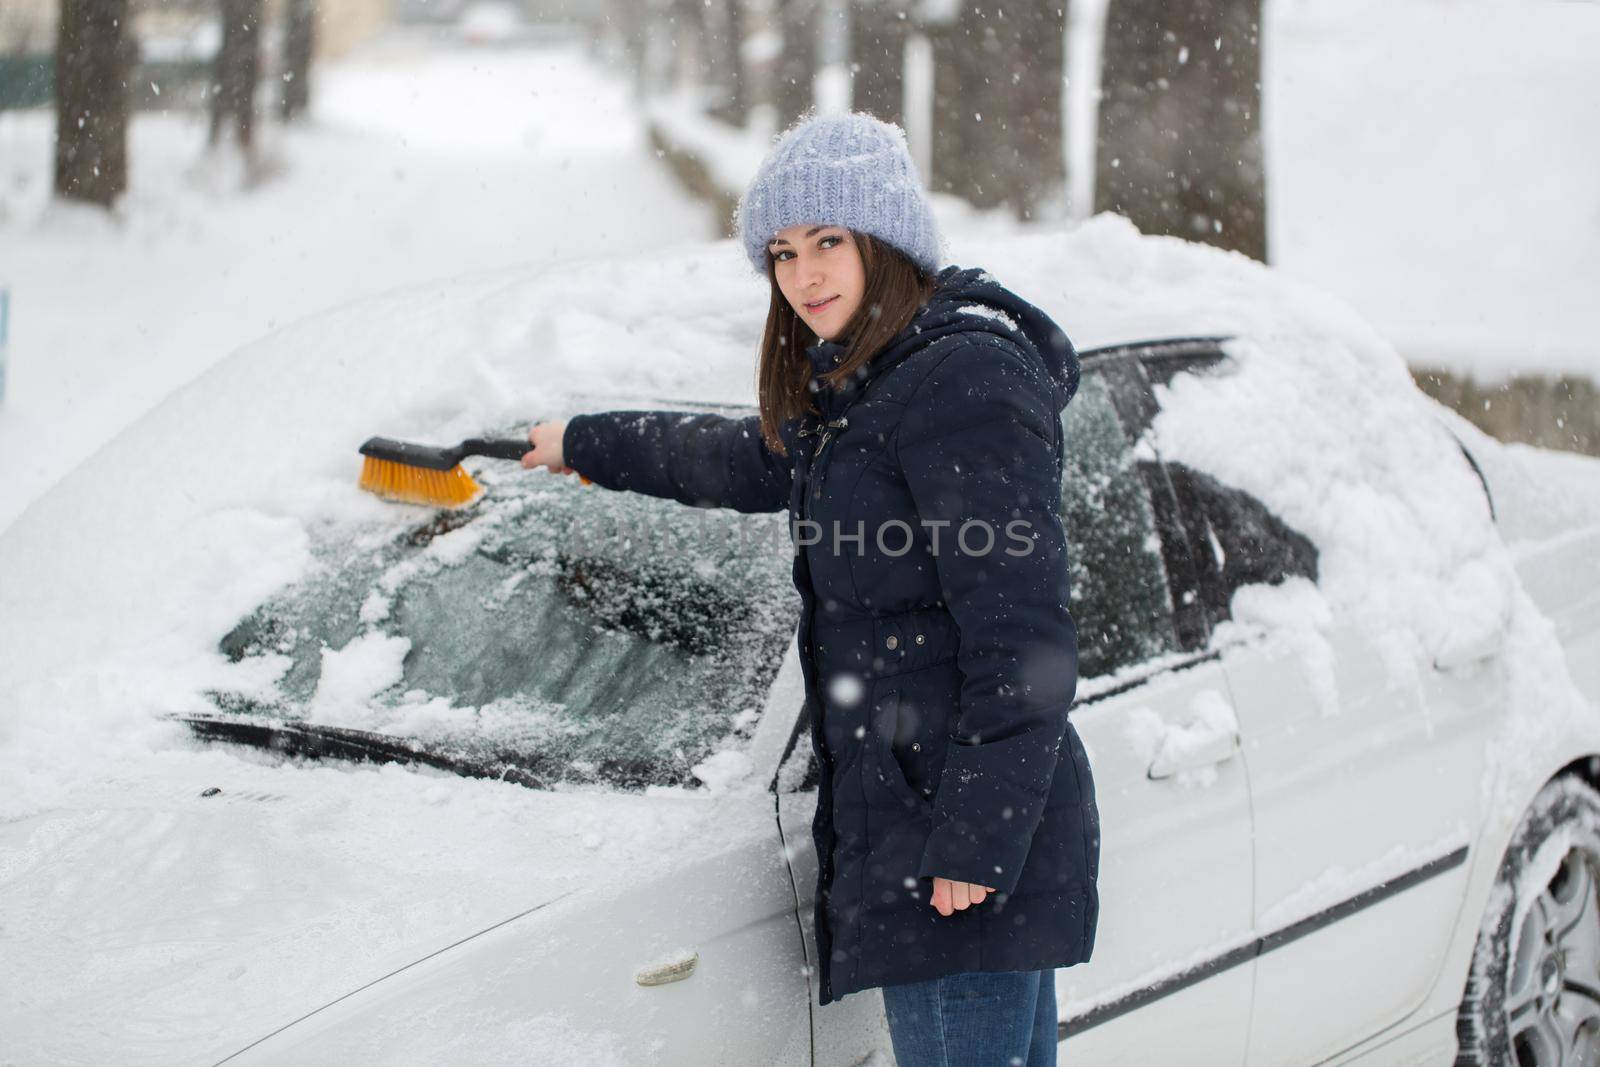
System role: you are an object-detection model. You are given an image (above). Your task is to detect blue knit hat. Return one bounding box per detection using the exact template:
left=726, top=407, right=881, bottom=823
left=735, top=110, right=943, bottom=277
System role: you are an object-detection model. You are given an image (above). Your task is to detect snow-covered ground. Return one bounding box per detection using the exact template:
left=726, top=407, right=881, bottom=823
left=0, top=32, right=718, bottom=534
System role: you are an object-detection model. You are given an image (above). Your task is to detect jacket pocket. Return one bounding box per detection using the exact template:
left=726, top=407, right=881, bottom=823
left=868, top=684, right=940, bottom=811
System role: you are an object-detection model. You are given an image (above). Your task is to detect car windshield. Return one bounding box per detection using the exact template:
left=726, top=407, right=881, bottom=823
left=207, top=425, right=799, bottom=790
left=206, top=371, right=1177, bottom=785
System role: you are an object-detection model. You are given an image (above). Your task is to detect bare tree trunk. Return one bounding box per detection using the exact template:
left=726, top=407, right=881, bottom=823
left=707, top=0, right=748, bottom=125
left=925, top=9, right=965, bottom=200
left=279, top=0, right=315, bottom=121
left=605, top=0, right=652, bottom=101
left=850, top=0, right=910, bottom=127
left=777, top=0, right=818, bottom=129
left=1095, top=0, right=1266, bottom=261
left=209, top=0, right=263, bottom=151
left=53, top=0, right=134, bottom=207
left=928, top=3, right=1005, bottom=209
left=640, top=0, right=676, bottom=99
left=1004, top=1, right=1066, bottom=220
left=726, top=0, right=748, bottom=123
left=670, top=0, right=706, bottom=93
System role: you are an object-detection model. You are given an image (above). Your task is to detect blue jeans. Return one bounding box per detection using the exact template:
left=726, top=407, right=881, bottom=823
left=880, top=968, right=1060, bottom=1067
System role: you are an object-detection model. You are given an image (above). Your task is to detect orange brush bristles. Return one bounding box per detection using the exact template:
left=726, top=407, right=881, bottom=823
left=358, top=456, right=483, bottom=508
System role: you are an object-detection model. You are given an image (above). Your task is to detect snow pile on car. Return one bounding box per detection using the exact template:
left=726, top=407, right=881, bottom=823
left=0, top=213, right=1595, bottom=827
left=1004, top=221, right=1599, bottom=832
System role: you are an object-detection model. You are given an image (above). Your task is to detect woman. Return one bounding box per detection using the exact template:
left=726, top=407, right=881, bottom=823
left=523, top=112, right=1099, bottom=1067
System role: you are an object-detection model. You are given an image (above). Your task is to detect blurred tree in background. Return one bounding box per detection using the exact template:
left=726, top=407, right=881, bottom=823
left=53, top=0, right=134, bottom=205
left=1097, top=0, right=1266, bottom=260
left=924, top=2, right=980, bottom=206
left=1001, top=2, right=1067, bottom=221
left=669, top=0, right=706, bottom=92
left=776, top=0, right=819, bottom=129
left=706, top=0, right=747, bottom=124
left=924, top=1, right=1064, bottom=220
left=602, top=0, right=650, bottom=99
left=208, top=0, right=263, bottom=151
left=849, top=0, right=909, bottom=128
left=633, top=0, right=1260, bottom=246
left=279, top=0, right=314, bottom=120
left=29, top=0, right=332, bottom=206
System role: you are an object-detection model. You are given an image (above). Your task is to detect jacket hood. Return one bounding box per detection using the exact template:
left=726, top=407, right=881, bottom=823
left=914, top=265, right=1080, bottom=411
left=806, top=264, right=1080, bottom=415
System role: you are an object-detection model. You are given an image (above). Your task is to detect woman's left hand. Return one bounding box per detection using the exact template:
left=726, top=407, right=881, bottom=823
left=929, top=877, right=999, bottom=916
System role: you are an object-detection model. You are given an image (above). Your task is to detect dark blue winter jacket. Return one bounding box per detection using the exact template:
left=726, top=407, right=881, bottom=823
left=563, top=265, right=1100, bottom=1005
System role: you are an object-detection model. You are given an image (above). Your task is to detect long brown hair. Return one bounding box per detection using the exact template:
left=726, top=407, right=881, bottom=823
left=756, top=230, right=938, bottom=456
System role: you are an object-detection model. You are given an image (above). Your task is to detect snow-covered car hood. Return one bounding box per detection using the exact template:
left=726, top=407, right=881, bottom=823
left=0, top=744, right=772, bottom=1064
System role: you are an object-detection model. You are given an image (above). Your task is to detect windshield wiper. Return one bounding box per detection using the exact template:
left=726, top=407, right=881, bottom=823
left=173, top=715, right=681, bottom=791
left=175, top=715, right=550, bottom=789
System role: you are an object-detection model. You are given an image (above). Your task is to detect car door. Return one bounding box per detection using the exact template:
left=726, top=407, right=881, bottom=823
left=776, top=349, right=1259, bottom=1065
left=1047, top=350, right=1256, bottom=1064
left=775, top=754, right=897, bottom=1066
left=1132, top=347, right=1494, bottom=1064
left=773, top=653, right=1258, bottom=1064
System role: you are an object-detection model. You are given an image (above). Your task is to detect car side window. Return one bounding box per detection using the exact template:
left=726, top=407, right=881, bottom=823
left=1060, top=366, right=1184, bottom=679
left=1161, top=462, right=1319, bottom=629
left=1125, top=347, right=1321, bottom=632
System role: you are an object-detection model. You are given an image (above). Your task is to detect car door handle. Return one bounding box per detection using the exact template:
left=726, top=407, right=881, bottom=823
left=635, top=949, right=699, bottom=986
left=1147, top=723, right=1240, bottom=780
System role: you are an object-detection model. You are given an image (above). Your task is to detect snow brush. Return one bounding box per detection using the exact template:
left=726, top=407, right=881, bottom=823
left=358, top=435, right=591, bottom=509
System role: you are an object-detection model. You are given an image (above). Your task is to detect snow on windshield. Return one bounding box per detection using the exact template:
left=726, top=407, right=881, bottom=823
left=208, top=430, right=796, bottom=789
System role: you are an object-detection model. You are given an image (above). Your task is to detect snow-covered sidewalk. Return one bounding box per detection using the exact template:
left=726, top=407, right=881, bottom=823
left=0, top=33, right=717, bottom=534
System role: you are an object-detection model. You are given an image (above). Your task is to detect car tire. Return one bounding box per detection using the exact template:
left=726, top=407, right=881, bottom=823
left=1454, top=774, right=1600, bottom=1066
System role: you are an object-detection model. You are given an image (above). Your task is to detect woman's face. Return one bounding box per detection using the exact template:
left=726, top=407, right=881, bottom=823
left=768, top=223, right=866, bottom=343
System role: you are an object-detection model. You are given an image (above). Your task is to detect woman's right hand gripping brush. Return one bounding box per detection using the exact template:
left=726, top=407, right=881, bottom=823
left=523, top=420, right=588, bottom=483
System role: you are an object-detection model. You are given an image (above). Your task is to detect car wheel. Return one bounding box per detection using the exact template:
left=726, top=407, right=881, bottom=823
left=1455, top=775, right=1600, bottom=1066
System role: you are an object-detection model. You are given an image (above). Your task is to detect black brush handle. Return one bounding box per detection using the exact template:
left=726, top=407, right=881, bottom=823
left=461, top=438, right=532, bottom=462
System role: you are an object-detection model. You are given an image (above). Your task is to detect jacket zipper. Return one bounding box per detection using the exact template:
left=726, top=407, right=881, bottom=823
left=798, top=413, right=850, bottom=1005
left=798, top=415, right=849, bottom=525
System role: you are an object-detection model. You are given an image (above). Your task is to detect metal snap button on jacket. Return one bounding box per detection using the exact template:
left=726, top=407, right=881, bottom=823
left=885, top=634, right=899, bottom=650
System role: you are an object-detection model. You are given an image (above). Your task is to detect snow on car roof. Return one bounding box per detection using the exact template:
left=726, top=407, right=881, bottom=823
left=0, top=213, right=1594, bottom=823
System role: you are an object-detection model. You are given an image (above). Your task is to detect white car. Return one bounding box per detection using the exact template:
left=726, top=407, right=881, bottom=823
left=2, top=223, right=1597, bottom=1065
